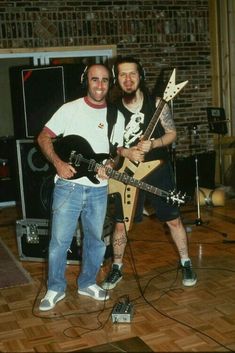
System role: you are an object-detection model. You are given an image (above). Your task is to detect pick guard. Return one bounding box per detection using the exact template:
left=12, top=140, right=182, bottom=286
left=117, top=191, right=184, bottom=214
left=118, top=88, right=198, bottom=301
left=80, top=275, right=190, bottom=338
left=108, top=158, right=161, bottom=231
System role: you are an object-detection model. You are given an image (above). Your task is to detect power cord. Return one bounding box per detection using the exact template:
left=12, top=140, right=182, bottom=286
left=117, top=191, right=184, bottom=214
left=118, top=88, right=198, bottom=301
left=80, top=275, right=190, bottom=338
left=121, top=218, right=235, bottom=352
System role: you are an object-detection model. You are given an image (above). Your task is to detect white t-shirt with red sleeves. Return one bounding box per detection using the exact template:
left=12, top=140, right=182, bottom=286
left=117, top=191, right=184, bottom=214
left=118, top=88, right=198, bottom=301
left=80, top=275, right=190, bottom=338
left=45, top=96, right=125, bottom=187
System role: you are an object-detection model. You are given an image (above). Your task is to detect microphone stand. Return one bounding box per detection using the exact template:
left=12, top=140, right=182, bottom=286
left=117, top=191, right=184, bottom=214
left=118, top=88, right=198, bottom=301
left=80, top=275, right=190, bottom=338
left=194, top=151, right=203, bottom=226
left=184, top=124, right=227, bottom=238
left=170, top=100, right=177, bottom=185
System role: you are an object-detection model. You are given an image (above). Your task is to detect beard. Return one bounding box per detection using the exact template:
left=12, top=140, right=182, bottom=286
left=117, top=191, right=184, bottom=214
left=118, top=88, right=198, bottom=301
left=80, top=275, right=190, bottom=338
left=122, top=90, right=138, bottom=104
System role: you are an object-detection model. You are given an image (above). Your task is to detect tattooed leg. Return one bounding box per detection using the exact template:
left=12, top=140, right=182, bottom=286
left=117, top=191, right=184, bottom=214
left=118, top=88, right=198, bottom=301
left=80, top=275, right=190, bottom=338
left=112, top=223, right=128, bottom=264
left=166, top=217, right=189, bottom=260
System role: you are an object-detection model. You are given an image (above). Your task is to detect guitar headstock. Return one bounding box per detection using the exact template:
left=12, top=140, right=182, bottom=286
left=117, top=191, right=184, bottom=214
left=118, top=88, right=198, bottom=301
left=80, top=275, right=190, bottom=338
left=167, top=190, right=189, bottom=206
left=163, top=68, right=188, bottom=102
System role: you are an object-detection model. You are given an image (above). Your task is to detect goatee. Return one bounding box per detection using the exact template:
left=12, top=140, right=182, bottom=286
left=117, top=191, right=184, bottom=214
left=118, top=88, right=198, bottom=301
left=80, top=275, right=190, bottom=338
left=122, top=91, right=137, bottom=104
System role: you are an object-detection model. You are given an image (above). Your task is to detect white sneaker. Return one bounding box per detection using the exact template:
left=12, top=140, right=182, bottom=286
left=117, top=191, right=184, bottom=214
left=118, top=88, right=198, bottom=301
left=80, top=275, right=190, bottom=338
left=39, top=290, right=65, bottom=311
left=78, top=284, right=109, bottom=301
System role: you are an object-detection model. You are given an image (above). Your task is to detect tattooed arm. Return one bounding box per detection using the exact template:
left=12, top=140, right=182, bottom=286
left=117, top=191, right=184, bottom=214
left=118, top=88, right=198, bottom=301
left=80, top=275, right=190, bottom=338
left=154, top=100, right=177, bottom=147
left=137, top=100, right=176, bottom=153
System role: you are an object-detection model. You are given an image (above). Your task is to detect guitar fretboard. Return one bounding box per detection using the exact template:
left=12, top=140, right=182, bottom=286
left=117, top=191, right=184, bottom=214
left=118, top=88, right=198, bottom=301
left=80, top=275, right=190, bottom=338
left=87, top=158, right=185, bottom=204
left=106, top=167, right=165, bottom=197
left=143, top=99, right=166, bottom=141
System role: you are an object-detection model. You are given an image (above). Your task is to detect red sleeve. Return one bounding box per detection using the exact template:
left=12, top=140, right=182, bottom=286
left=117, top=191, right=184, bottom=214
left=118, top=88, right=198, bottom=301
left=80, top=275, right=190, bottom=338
left=43, top=126, right=57, bottom=138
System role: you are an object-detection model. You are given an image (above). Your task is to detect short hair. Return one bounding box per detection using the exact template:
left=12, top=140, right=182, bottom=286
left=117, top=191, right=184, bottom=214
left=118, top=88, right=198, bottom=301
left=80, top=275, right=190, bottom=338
left=80, top=63, right=113, bottom=89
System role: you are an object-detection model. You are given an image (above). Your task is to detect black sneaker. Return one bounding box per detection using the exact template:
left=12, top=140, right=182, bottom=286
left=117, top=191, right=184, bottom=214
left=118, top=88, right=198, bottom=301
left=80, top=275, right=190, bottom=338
left=181, top=260, right=197, bottom=287
left=102, top=264, right=123, bottom=290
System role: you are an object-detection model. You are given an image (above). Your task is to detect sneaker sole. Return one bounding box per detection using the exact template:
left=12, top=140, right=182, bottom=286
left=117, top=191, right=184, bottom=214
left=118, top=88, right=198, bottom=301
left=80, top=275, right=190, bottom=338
left=102, top=276, right=123, bottom=290
left=39, top=293, right=66, bottom=311
left=78, top=290, right=109, bottom=301
left=182, top=278, right=197, bottom=287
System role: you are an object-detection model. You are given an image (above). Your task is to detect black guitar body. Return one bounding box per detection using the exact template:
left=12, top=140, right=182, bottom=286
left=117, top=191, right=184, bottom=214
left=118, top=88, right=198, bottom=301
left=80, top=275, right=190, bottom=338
left=54, top=135, right=109, bottom=184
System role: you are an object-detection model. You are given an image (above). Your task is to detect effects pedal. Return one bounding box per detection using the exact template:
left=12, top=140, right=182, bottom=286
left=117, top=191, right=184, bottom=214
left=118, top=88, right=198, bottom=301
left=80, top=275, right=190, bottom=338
left=111, top=301, right=134, bottom=323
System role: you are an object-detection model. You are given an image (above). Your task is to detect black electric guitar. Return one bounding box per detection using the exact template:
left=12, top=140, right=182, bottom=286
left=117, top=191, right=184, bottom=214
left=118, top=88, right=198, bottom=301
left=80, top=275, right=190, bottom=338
left=54, top=134, right=187, bottom=205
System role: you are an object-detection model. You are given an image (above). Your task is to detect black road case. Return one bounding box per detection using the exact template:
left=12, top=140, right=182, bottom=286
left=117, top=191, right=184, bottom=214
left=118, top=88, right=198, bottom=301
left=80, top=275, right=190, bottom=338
left=16, top=217, right=113, bottom=263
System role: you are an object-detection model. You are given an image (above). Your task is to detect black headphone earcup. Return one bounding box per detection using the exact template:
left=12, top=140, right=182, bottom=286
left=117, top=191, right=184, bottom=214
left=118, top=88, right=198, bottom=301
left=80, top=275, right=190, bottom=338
left=81, top=64, right=113, bottom=90
left=80, top=66, right=88, bottom=90
left=139, top=66, right=146, bottom=81
left=112, top=65, right=116, bottom=85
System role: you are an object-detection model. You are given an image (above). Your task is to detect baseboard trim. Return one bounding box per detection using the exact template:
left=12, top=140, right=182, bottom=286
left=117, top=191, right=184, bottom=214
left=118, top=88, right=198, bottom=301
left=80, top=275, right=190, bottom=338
left=0, top=201, right=16, bottom=208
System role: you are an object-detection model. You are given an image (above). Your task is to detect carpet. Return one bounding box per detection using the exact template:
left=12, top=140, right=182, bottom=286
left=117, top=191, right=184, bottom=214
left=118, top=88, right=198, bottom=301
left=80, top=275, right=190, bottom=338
left=0, top=238, right=32, bottom=289
left=77, top=336, right=153, bottom=352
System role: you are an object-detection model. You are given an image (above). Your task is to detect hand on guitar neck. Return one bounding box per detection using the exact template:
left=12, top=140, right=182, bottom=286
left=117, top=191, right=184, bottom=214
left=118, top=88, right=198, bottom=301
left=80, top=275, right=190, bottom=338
left=136, top=138, right=152, bottom=154
left=117, top=139, right=152, bottom=165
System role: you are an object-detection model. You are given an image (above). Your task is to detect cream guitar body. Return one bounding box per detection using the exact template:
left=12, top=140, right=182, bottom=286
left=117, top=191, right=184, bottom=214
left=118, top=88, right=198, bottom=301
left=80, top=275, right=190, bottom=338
left=108, top=159, right=162, bottom=231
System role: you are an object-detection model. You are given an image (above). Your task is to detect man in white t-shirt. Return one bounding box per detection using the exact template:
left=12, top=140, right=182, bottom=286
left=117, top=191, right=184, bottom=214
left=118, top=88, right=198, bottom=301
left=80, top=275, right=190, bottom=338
left=37, top=63, right=125, bottom=311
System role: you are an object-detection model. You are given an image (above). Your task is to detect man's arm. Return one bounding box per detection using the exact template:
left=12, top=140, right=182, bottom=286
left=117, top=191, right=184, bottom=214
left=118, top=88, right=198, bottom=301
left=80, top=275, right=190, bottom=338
left=37, top=129, right=76, bottom=179
left=137, top=102, right=176, bottom=153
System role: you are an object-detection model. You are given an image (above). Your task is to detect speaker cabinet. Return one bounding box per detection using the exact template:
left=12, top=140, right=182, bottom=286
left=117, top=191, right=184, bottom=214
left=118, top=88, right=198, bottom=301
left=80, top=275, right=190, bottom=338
left=9, top=64, right=85, bottom=139
left=10, top=65, right=66, bottom=138
left=176, top=151, right=216, bottom=197
left=16, top=139, right=55, bottom=219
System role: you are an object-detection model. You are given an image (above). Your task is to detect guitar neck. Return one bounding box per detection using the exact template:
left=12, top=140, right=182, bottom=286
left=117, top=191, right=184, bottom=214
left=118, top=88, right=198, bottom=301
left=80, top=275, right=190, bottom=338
left=142, top=98, right=166, bottom=141
left=85, top=157, right=167, bottom=198
left=106, top=166, right=167, bottom=198
left=141, top=68, right=188, bottom=142
left=80, top=156, right=185, bottom=205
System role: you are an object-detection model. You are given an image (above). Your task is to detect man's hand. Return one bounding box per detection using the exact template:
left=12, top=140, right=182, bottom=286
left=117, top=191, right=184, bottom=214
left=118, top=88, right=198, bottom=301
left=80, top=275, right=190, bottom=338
left=126, top=146, right=145, bottom=162
left=55, top=160, right=76, bottom=179
left=97, top=165, right=109, bottom=180
left=137, top=139, right=152, bottom=153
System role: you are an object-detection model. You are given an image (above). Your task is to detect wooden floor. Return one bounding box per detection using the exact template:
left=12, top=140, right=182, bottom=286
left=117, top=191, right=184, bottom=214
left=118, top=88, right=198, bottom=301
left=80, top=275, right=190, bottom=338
left=0, top=197, right=235, bottom=352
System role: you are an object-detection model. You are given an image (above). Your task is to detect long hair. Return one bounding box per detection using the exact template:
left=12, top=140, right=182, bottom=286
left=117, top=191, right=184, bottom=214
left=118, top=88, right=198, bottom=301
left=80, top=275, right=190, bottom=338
left=111, top=56, right=150, bottom=102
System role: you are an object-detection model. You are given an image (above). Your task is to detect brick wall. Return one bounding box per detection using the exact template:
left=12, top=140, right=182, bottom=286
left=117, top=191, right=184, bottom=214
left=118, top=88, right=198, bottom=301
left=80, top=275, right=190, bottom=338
left=0, top=0, right=213, bottom=157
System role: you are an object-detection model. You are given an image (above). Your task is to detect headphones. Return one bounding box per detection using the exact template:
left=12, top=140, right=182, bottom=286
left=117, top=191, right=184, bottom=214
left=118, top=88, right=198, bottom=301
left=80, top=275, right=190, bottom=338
left=80, top=64, right=113, bottom=90
left=80, top=65, right=88, bottom=88
left=112, top=56, right=146, bottom=85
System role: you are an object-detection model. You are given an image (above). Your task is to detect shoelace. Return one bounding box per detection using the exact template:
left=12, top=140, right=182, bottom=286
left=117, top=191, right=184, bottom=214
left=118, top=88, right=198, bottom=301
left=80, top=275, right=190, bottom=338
left=183, top=266, right=193, bottom=279
left=108, top=269, right=120, bottom=281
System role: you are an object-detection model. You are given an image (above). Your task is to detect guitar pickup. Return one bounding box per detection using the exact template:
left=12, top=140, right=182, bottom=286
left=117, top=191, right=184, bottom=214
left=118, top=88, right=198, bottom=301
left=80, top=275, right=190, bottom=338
left=124, top=168, right=134, bottom=177
left=88, top=159, right=96, bottom=172
left=69, top=151, right=80, bottom=167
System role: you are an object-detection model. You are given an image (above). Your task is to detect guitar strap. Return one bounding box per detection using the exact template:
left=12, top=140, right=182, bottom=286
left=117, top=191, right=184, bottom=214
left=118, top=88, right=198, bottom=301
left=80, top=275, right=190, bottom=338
left=106, top=103, right=118, bottom=158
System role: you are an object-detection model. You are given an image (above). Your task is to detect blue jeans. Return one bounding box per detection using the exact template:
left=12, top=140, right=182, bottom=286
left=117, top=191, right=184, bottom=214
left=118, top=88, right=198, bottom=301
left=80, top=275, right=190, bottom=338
left=47, top=178, right=108, bottom=292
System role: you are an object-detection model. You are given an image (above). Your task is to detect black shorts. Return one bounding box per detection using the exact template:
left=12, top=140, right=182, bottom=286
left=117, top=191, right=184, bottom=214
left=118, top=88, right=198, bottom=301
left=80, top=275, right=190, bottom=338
left=112, top=161, right=180, bottom=223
